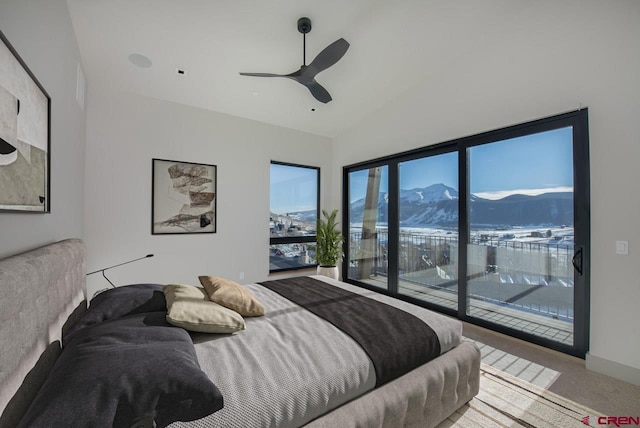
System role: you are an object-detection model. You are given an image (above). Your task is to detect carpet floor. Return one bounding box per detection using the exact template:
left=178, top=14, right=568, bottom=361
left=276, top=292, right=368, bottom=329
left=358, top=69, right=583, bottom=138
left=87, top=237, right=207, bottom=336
left=437, top=363, right=608, bottom=428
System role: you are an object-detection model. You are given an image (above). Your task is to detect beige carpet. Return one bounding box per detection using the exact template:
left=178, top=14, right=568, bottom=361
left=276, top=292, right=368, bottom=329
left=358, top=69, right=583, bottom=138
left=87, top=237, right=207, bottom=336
left=438, top=363, right=609, bottom=428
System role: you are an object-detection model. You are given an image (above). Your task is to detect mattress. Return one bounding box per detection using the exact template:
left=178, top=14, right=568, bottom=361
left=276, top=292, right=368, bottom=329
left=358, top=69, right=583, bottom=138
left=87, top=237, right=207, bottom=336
left=170, top=275, right=462, bottom=428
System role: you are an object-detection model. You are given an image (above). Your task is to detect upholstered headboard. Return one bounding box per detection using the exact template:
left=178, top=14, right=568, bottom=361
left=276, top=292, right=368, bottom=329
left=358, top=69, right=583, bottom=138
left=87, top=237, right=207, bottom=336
left=0, top=239, right=86, bottom=427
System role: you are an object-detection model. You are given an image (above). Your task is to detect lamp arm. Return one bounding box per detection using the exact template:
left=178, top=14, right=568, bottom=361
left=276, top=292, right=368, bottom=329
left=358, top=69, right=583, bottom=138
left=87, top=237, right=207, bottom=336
left=86, top=254, right=153, bottom=276
left=102, top=270, right=116, bottom=288
left=86, top=254, right=154, bottom=288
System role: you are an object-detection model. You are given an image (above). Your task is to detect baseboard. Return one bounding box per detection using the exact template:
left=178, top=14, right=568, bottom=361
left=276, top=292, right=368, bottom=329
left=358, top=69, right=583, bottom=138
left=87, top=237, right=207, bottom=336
left=586, top=353, right=640, bottom=386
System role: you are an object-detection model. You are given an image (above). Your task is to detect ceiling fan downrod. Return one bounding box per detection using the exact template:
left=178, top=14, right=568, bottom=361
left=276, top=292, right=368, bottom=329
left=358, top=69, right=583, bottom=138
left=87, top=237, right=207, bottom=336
left=297, top=17, right=312, bottom=66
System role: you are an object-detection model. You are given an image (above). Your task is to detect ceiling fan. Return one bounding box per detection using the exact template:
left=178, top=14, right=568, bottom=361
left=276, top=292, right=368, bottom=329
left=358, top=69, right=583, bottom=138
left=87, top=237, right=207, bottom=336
left=239, top=17, right=349, bottom=104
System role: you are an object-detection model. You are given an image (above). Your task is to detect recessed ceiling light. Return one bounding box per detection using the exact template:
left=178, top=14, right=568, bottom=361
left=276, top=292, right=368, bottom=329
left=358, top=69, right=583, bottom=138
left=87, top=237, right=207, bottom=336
left=128, top=53, right=152, bottom=68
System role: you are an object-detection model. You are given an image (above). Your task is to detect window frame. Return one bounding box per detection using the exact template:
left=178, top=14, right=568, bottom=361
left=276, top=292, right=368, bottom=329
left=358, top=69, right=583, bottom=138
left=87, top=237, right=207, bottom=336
left=269, top=161, right=321, bottom=273
left=342, top=109, right=590, bottom=358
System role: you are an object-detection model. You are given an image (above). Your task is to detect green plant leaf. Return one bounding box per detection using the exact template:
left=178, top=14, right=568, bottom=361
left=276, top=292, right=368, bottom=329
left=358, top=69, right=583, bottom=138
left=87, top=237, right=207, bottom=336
left=316, top=209, right=344, bottom=267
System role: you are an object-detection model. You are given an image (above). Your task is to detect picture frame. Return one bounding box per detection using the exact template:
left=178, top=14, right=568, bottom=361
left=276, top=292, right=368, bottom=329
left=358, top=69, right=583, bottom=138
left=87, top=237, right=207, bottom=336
left=152, top=158, right=217, bottom=234
left=0, top=30, right=51, bottom=212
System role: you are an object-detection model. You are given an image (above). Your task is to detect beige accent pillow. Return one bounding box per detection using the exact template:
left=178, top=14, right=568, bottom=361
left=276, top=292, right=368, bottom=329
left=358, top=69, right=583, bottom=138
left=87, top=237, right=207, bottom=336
left=163, top=284, right=246, bottom=333
left=198, top=276, right=265, bottom=317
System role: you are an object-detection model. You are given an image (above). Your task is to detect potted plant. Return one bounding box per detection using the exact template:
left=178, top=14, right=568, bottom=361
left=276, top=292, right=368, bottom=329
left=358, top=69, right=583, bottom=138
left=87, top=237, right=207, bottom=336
left=316, top=209, right=344, bottom=280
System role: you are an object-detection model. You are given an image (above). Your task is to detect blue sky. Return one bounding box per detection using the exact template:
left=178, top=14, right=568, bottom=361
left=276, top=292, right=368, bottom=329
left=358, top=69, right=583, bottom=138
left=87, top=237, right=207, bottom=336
left=400, top=153, right=458, bottom=190
left=469, top=127, right=573, bottom=199
left=349, top=166, right=389, bottom=203
left=271, top=127, right=574, bottom=210
left=270, top=163, right=318, bottom=214
left=348, top=127, right=574, bottom=201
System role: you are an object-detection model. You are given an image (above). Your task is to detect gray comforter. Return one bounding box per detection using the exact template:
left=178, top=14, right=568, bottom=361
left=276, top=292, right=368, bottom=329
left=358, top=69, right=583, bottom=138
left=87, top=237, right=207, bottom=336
left=170, top=276, right=462, bottom=428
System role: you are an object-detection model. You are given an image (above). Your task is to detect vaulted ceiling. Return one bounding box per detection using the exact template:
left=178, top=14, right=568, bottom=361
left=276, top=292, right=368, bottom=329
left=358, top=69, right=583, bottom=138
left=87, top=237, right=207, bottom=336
left=67, top=0, right=531, bottom=137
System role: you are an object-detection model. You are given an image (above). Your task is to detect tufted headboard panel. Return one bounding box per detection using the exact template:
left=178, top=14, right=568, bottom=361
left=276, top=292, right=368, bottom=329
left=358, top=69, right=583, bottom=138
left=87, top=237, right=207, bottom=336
left=0, top=239, right=86, bottom=427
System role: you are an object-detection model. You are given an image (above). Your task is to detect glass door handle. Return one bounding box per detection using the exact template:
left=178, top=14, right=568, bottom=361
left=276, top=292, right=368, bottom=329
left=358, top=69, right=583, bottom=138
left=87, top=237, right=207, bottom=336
left=572, top=247, right=583, bottom=275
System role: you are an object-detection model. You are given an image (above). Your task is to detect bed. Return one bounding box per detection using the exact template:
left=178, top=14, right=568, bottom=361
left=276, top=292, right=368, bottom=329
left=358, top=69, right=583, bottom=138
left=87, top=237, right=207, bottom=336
left=0, top=239, right=480, bottom=428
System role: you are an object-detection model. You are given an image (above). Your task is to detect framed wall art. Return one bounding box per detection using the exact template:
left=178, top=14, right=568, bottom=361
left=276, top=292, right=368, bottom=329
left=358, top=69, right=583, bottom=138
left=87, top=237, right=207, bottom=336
left=0, top=30, right=51, bottom=212
left=152, top=158, right=217, bottom=234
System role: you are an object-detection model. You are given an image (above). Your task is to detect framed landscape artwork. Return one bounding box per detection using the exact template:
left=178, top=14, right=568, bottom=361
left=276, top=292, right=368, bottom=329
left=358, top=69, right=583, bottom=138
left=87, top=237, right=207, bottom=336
left=152, top=158, right=217, bottom=234
left=0, top=30, right=51, bottom=212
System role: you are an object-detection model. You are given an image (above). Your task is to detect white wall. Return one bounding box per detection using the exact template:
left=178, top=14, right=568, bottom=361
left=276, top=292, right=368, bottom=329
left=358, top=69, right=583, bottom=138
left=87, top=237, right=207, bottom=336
left=84, top=87, right=332, bottom=297
left=333, top=1, right=640, bottom=382
left=5, top=0, right=637, bottom=386
left=0, top=0, right=86, bottom=259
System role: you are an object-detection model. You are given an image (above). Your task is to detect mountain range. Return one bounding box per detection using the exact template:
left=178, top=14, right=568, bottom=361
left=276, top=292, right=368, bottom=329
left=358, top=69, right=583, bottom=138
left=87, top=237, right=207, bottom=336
left=350, top=183, right=573, bottom=227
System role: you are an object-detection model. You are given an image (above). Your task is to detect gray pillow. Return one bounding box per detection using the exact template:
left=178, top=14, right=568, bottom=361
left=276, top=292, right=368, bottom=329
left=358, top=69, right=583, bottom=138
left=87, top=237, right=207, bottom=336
left=18, top=312, right=223, bottom=428
left=65, top=283, right=166, bottom=339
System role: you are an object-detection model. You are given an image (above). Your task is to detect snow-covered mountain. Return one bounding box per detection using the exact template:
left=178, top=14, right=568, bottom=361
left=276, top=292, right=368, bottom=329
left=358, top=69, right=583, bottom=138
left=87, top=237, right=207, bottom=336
left=349, top=183, right=573, bottom=227
left=399, top=183, right=458, bottom=204
left=271, top=209, right=317, bottom=222
left=470, top=192, right=573, bottom=227
left=399, top=184, right=459, bottom=226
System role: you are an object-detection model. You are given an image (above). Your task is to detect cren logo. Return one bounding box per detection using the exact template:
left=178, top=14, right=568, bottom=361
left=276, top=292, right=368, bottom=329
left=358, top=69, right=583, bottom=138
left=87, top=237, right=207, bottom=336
left=597, top=416, right=640, bottom=427
left=581, top=416, right=590, bottom=426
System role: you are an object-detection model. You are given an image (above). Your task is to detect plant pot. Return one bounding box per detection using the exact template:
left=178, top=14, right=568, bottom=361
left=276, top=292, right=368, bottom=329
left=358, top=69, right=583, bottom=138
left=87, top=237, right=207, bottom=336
left=317, top=265, right=339, bottom=280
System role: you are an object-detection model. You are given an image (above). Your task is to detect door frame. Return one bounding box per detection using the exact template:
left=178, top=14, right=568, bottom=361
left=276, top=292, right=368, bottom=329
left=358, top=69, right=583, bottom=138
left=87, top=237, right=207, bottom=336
left=343, top=109, right=590, bottom=358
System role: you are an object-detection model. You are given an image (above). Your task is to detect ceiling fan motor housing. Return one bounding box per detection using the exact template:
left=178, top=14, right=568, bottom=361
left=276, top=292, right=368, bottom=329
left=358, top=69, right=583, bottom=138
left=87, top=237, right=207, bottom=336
left=297, top=17, right=312, bottom=34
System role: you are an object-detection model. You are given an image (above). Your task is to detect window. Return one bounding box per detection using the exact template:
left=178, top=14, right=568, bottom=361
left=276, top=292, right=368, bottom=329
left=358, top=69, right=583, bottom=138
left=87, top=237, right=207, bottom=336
left=269, top=161, right=320, bottom=272
left=398, top=152, right=459, bottom=307
left=346, top=165, right=389, bottom=288
left=343, top=109, right=589, bottom=358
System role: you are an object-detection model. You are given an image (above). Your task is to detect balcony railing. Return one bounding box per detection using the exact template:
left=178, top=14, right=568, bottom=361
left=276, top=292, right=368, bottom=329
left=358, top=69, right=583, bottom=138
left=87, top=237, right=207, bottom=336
left=348, top=229, right=575, bottom=321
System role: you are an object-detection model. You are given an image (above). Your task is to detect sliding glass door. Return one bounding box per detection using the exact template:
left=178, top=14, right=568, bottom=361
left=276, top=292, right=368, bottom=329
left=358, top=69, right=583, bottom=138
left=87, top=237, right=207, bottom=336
left=397, top=152, right=459, bottom=311
left=343, top=110, right=590, bottom=357
left=346, top=165, right=389, bottom=289
left=466, top=127, right=578, bottom=347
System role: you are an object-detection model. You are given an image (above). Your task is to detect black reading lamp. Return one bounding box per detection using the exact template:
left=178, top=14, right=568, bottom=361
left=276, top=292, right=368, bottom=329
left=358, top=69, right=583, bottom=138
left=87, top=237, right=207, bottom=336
left=86, top=254, right=154, bottom=288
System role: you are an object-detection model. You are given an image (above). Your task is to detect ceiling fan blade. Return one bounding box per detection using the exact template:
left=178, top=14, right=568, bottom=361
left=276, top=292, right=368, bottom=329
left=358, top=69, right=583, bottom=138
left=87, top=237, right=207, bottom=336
left=304, top=38, right=350, bottom=77
left=305, top=80, right=332, bottom=104
left=239, top=72, right=287, bottom=77
left=238, top=22, right=348, bottom=103
left=241, top=69, right=332, bottom=103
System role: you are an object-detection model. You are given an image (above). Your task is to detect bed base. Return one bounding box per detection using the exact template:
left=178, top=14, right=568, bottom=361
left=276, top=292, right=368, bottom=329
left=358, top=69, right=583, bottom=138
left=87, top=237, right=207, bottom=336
left=305, top=340, right=480, bottom=428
